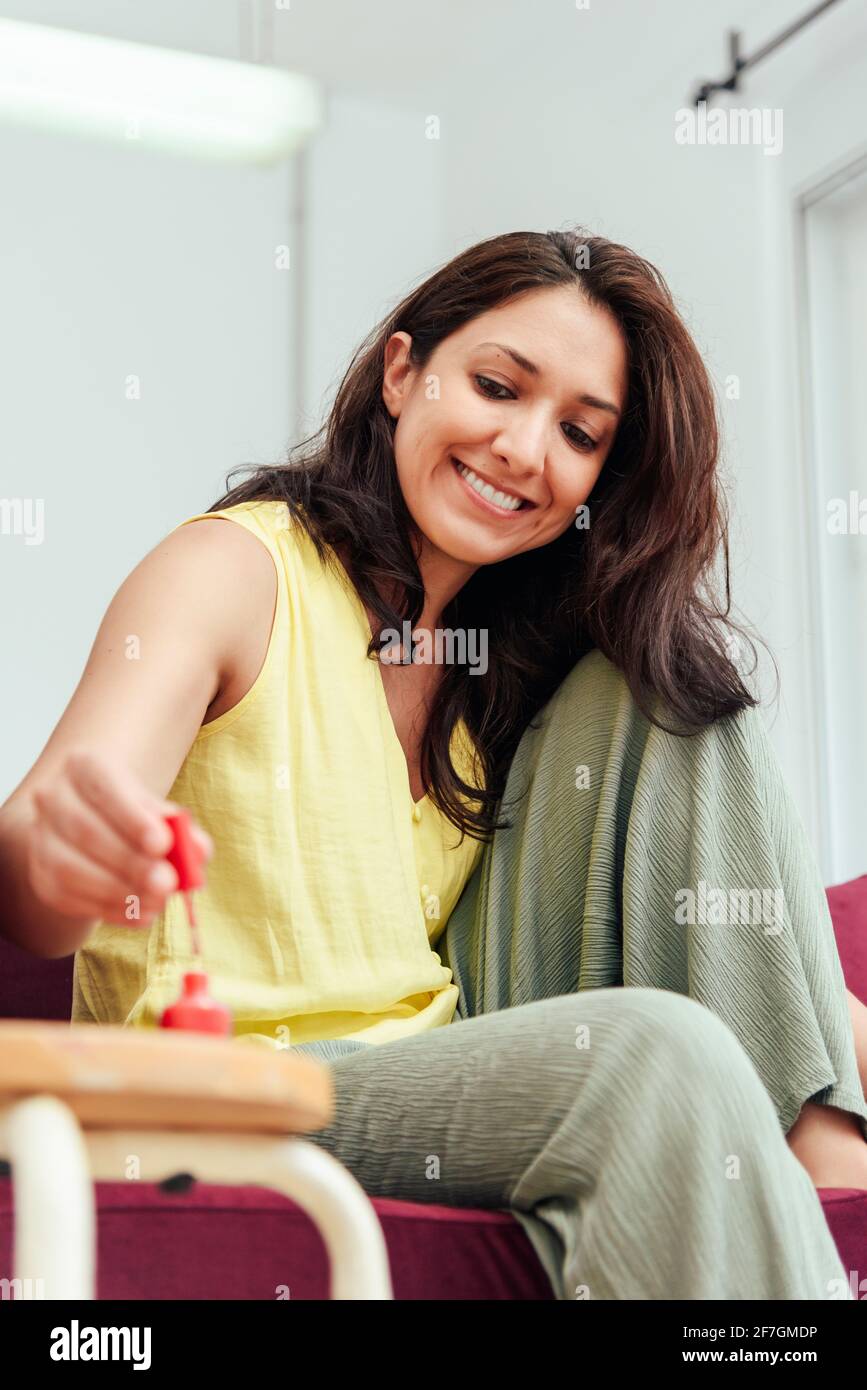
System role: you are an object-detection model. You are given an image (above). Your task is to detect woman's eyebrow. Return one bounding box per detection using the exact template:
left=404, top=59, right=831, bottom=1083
left=474, top=340, right=621, bottom=420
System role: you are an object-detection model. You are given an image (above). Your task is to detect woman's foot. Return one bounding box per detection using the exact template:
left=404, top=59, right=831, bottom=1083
left=787, top=1100, right=867, bottom=1190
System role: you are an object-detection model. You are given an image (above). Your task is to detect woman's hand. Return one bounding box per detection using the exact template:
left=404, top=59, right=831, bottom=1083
left=26, top=749, right=214, bottom=929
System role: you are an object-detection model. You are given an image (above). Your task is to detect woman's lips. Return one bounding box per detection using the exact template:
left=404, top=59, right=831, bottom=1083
left=450, top=457, right=533, bottom=518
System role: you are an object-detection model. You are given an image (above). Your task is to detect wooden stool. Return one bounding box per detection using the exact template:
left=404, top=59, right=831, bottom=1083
left=0, top=1021, right=392, bottom=1300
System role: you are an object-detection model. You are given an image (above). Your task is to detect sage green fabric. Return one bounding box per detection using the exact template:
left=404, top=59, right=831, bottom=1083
left=443, top=648, right=867, bottom=1144
left=297, top=650, right=863, bottom=1299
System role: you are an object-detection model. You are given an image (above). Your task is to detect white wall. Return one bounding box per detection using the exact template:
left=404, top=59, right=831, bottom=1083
left=439, top=2, right=867, bottom=878
left=303, top=92, right=446, bottom=434
left=0, top=40, right=297, bottom=798
left=0, top=6, right=446, bottom=806
left=750, top=15, right=867, bottom=880
left=800, top=169, right=867, bottom=881
left=2, top=0, right=865, bottom=883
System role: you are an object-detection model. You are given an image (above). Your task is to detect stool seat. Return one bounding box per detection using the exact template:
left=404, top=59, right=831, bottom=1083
left=0, top=1021, right=333, bottom=1134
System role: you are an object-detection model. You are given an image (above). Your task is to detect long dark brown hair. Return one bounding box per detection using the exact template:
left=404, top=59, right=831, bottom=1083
left=208, top=227, right=767, bottom=842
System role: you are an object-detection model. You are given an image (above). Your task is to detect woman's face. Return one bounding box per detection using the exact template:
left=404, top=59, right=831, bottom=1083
left=382, top=285, right=629, bottom=571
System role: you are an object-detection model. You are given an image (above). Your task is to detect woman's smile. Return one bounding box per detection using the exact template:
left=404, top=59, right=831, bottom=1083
left=449, top=455, right=537, bottom=519
left=382, top=286, right=628, bottom=576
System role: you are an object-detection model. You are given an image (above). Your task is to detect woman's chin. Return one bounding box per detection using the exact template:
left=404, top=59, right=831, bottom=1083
left=421, top=521, right=523, bottom=566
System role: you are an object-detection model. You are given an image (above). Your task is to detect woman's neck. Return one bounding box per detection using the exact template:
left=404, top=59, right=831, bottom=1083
left=337, top=533, right=479, bottom=634
left=412, top=533, right=478, bottom=632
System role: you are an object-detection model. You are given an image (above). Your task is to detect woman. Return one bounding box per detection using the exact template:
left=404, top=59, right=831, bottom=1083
left=3, top=227, right=866, bottom=1300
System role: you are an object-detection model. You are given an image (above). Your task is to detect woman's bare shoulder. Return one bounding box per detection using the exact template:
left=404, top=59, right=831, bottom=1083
left=156, top=514, right=278, bottom=616
left=162, top=514, right=279, bottom=724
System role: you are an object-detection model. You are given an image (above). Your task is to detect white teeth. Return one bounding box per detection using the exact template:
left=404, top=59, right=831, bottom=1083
left=454, top=460, right=524, bottom=512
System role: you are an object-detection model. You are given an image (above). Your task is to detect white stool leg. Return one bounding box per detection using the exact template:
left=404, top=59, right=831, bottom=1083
left=84, top=1130, right=392, bottom=1300
left=0, top=1097, right=95, bottom=1300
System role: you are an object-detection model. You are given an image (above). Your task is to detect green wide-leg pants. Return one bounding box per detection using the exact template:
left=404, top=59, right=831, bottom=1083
left=299, top=650, right=866, bottom=1299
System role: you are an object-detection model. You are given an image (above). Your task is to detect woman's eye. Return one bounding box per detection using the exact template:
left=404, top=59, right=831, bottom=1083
left=562, top=423, right=597, bottom=452
left=474, top=373, right=513, bottom=400
left=474, top=374, right=597, bottom=453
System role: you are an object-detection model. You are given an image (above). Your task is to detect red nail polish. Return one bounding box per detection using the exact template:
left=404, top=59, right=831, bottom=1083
left=160, top=970, right=232, bottom=1036
left=163, top=809, right=205, bottom=955
left=160, top=810, right=231, bottom=1036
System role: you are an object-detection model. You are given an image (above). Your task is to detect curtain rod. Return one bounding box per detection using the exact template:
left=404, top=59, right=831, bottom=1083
left=691, top=0, right=844, bottom=106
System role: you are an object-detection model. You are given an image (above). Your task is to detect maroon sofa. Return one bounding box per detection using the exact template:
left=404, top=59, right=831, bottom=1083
left=2, top=878, right=867, bottom=1299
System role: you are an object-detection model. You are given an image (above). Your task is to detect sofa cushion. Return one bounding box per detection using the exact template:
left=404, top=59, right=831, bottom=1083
left=826, top=875, right=867, bottom=1006
left=0, top=1180, right=554, bottom=1300
left=0, top=933, right=73, bottom=1021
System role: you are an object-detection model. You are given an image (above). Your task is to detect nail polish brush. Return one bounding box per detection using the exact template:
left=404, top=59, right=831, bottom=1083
left=159, top=809, right=231, bottom=1036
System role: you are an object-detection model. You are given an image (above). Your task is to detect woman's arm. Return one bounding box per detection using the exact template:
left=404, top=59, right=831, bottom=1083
left=0, top=517, right=277, bottom=958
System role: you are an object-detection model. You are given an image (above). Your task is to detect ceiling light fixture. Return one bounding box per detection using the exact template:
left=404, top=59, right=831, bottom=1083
left=0, top=17, right=322, bottom=164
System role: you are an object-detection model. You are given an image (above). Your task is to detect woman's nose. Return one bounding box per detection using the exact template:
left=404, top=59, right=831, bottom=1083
left=492, top=426, right=548, bottom=478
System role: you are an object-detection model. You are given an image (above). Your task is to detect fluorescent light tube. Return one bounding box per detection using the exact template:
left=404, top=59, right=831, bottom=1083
left=0, top=18, right=323, bottom=164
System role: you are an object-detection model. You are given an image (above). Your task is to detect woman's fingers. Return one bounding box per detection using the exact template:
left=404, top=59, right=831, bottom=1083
left=147, top=794, right=213, bottom=862
left=66, top=751, right=172, bottom=856
left=27, top=750, right=214, bottom=928
left=28, top=821, right=171, bottom=926
left=189, top=824, right=214, bottom=861
left=32, top=780, right=176, bottom=897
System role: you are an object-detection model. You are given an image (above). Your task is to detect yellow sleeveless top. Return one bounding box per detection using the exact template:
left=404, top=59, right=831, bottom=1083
left=71, top=499, right=486, bottom=1048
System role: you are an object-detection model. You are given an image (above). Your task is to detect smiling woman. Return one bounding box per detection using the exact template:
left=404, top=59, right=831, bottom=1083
left=381, top=289, right=628, bottom=572
left=212, top=227, right=757, bottom=840
left=9, top=225, right=866, bottom=1303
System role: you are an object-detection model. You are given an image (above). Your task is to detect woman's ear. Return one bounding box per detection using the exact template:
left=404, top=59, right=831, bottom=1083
left=381, top=332, right=414, bottom=418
